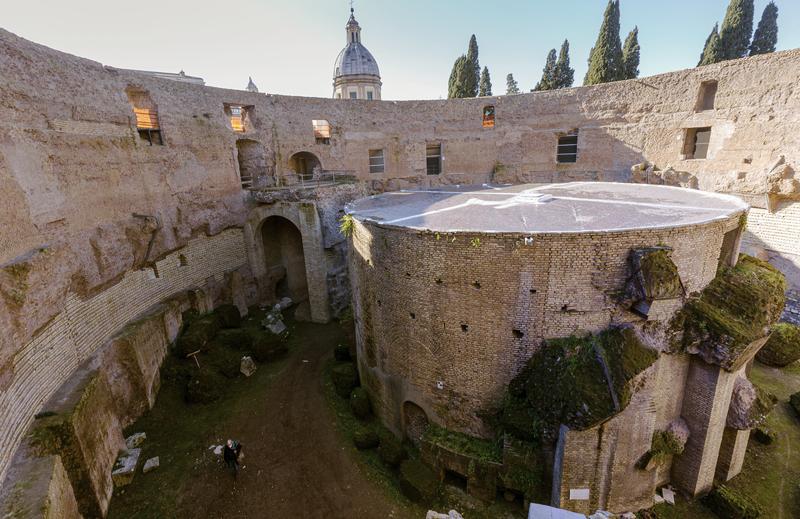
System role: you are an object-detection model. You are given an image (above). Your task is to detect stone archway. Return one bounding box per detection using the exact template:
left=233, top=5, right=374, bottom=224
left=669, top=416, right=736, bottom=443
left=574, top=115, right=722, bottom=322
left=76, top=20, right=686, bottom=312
left=244, top=203, right=331, bottom=324
left=260, top=216, right=310, bottom=310
left=288, top=151, right=322, bottom=177
left=403, top=401, right=430, bottom=447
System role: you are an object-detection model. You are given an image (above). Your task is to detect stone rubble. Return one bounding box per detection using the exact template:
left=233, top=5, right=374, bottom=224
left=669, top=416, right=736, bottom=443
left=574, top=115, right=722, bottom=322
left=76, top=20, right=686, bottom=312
left=124, top=432, right=146, bottom=450
left=240, top=356, right=257, bottom=377
left=261, top=304, right=288, bottom=335
left=111, top=448, right=142, bottom=487
left=425, top=510, right=463, bottom=519
left=142, top=456, right=159, bottom=474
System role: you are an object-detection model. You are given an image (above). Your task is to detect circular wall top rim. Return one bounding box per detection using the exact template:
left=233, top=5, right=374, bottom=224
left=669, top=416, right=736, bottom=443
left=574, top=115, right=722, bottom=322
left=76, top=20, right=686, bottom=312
left=345, top=182, right=748, bottom=235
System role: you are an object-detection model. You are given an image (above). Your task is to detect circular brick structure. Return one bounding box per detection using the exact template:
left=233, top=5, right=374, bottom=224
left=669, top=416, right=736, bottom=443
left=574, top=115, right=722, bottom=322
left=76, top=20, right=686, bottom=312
left=346, top=182, right=747, bottom=439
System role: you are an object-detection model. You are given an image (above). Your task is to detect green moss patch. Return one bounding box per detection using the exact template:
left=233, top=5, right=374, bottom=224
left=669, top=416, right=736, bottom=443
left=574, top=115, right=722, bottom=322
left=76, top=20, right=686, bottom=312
left=501, top=327, right=657, bottom=442
left=638, top=430, right=685, bottom=470
left=702, top=485, right=763, bottom=519
left=332, top=363, right=359, bottom=398
left=422, top=424, right=501, bottom=464
left=790, top=391, right=800, bottom=418
left=631, top=248, right=683, bottom=300
left=676, top=255, right=786, bottom=371
left=349, top=387, right=371, bottom=419
left=353, top=427, right=380, bottom=450
left=756, top=323, right=800, bottom=367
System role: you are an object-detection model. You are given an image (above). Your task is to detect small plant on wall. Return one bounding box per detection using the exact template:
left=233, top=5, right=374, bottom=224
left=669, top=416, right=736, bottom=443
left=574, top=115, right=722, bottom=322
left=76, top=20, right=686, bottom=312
left=339, top=214, right=355, bottom=237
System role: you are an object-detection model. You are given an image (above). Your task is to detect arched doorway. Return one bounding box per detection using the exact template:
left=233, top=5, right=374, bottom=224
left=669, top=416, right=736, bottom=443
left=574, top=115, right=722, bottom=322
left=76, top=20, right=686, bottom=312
left=236, top=139, right=266, bottom=188
left=261, top=216, right=310, bottom=311
left=288, top=151, right=322, bottom=177
left=403, top=401, right=430, bottom=447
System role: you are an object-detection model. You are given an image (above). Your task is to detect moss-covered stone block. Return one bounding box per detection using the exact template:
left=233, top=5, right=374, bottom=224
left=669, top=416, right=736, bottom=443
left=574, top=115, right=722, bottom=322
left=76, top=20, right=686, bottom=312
left=176, top=315, right=221, bottom=357
left=353, top=427, right=379, bottom=450
left=215, top=328, right=253, bottom=351
left=378, top=432, right=407, bottom=467
left=185, top=367, right=224, bottom=404
left=349, top=387, right=371, bottom=418
left=790, top=391, right=800, bottom=418
left=677, top=255, right=786, bottom=371
left=398, top=459, right=440, bottom=503
left=702, top=485, right=762, bottom=518
left=500, top=326, right=657, bottom=442
left=250, top=334, right=288, bottom=363
left=752, top=426, right=777, bottom=445
left=332, top=363, right=359, bottom=398
left=756, top=323, right=800, bottom=367
left=215, top=304, right=242, bottom=329
left=207, top=348, right=243, bottom=379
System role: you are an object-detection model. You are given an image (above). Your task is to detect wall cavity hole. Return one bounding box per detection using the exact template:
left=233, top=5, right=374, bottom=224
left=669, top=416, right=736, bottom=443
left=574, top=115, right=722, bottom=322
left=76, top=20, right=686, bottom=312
left=178, top=254, right=188, bottom=267
left=410, top=312, right=416, bottom=319
left=472, top=281, right=481, bottom=289
left=512, top=329, right=524, bottom=338
left=435, top=278, right=443, bottom=285
left=530, top=288, right=537, bottom=294
left=461, top=324, right=468, bottom=333
left=377, top=300, right=382, bottom=307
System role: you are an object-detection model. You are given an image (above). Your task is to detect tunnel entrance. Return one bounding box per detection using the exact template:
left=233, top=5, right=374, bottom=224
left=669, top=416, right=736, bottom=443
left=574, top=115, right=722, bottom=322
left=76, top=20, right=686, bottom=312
left=403, top=401, right=429, bottom=447
left=288, top=151, right=321, bottom=178
left=261, top=216, right=309, bottom=309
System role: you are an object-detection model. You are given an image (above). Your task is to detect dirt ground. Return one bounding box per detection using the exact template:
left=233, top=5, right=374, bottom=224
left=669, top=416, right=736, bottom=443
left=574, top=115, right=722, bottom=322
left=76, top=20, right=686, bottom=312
left=108, top=313, right=419, bottom=519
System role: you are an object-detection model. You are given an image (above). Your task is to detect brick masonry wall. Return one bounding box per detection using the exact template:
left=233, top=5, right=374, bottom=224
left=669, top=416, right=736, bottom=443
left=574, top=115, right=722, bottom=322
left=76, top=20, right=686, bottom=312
left=0, top=229, right=246, bottom=487
left=349, top=215, right=737, bottom=439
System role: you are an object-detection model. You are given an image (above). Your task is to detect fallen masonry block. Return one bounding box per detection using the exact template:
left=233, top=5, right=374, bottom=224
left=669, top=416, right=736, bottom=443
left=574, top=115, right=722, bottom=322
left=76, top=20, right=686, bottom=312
left=125, top=432, right=146, bottom=450
left=143, top=456, right=160, bottom=474
left=240, top=356, right=257, bottom=377
left=111, top=448, right=141, bottom=487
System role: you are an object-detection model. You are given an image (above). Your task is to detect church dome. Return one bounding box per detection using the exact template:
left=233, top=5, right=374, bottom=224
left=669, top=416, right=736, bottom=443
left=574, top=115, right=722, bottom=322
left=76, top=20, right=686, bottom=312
left=333, top=9, right=380, bottom=79
left=333, top=42, right=380, bottom=78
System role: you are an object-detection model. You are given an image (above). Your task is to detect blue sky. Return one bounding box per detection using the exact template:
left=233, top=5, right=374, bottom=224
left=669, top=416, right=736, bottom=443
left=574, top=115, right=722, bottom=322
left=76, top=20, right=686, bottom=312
left=4, top=1, right=798, bottom=100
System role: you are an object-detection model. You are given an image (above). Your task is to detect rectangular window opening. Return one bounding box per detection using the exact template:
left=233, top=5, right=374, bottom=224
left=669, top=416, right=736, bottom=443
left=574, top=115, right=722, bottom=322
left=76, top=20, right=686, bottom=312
left=556, top=133, right=578, bottom=163
left=369, top=149, right=385, bottom=174
left=482, top=105, right=495, bottom=128
left=426, top=144, right=442, bottom=175
left=696, top=80, right=718, bottom=111
left=349, top=92, right=358, bottom=99
left=684, top=127, right=711, bottom=159
left=127, top=88, right=164, bottom=146
left=312, top=119, right=331, bottom=144
left=225, top=104, right=250, bottom=133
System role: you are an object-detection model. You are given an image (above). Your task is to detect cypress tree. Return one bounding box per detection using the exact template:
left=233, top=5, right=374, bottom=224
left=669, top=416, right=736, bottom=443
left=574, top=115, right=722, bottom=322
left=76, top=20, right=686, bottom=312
left=749, top=1, right=778, bottom=56
left=621, top=26, right=640, bottom=79
left=466, top=35, right=480, bottom=97
left=479, top=67, right=493, bottom=96
left=447, top=55, right=472, bottom=98
left=698, top=23, right=723, bottom=66
left=718, top=0, right=754, bottom=60
left=554, top=39, right=575, bottom=88
left=584, top=0, right=624, bottom=85
left=534, top=49, right=558, bottom=91
left=506, top=74, right=520, bottom=95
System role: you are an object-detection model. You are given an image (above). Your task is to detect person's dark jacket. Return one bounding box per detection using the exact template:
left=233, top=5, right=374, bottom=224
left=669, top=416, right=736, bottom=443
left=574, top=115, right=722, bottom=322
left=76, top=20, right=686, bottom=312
left=223, top=443, right=241, bottom=464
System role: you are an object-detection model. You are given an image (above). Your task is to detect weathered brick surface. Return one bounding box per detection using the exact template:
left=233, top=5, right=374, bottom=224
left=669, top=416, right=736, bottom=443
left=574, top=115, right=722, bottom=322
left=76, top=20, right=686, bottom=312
left=0, top=230, right=246, bottom=487
left=350, top=215, right=736, bottom=439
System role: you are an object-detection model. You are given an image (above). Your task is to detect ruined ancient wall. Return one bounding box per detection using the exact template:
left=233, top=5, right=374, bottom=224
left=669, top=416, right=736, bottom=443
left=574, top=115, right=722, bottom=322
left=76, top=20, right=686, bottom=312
left=348, top=214, right=740, bottom=439
left=1, top=25, right=799, bottom=496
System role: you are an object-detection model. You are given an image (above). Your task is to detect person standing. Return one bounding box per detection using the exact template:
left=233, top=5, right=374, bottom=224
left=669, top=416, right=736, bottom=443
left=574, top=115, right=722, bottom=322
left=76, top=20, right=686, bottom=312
left=223, top=439, right=243, bottom=478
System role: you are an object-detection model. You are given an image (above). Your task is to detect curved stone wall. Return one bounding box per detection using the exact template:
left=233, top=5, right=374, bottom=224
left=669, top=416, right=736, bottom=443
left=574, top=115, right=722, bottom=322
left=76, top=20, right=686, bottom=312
left=1, top=23, right=799, bottom=499
left=347, top=213, right=742, bottom=438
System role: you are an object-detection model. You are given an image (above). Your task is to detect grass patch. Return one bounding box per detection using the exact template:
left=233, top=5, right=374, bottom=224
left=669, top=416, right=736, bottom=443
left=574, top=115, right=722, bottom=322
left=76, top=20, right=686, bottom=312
left=107, top=307, right=293, bottom=518
left=422, top=424, right=502, bottom=464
